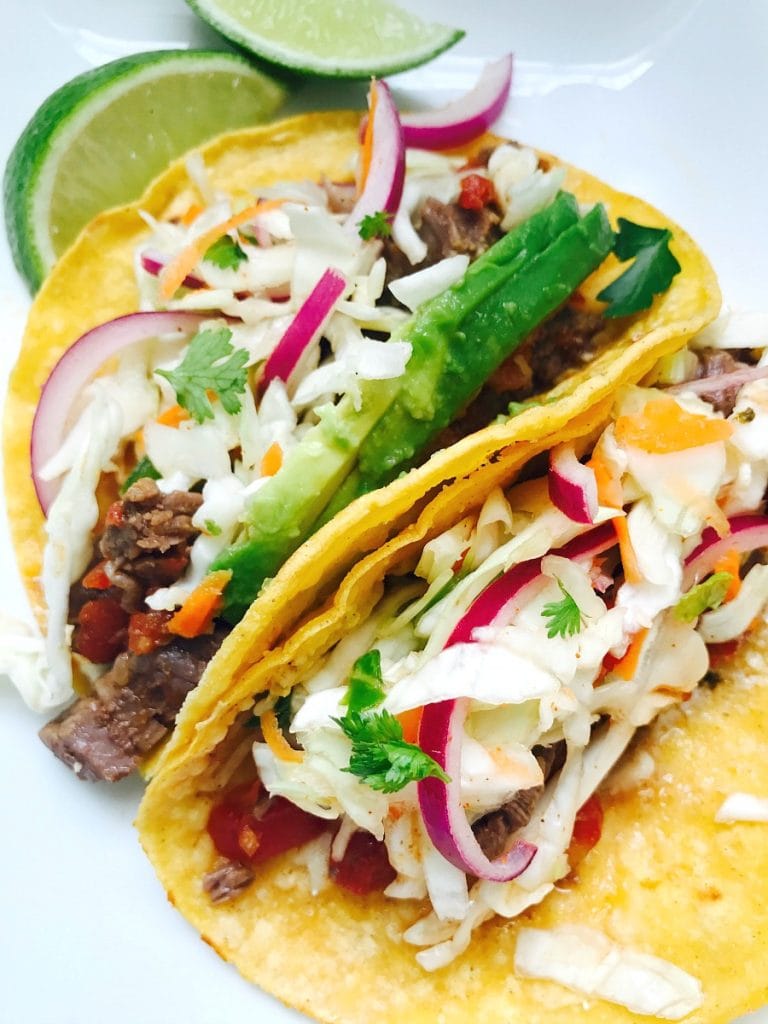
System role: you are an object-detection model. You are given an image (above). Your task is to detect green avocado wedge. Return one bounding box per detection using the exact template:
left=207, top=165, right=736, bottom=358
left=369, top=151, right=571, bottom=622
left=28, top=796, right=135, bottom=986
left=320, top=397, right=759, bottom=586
left=212, top=193, right=615, bottom=620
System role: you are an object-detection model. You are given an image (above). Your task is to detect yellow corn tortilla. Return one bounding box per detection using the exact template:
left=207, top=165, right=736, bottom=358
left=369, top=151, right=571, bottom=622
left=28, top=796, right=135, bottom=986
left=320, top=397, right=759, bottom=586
left=4, top=110, right=718, bottom=658
left=137, top=397, right=768, bottom=1024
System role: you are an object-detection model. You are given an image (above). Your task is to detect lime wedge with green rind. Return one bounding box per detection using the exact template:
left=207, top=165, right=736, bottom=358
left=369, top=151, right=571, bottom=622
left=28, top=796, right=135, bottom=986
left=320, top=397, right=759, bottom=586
left=184, top=0, right=464, bottom=78
left=4, top=49, right=287, bottom=292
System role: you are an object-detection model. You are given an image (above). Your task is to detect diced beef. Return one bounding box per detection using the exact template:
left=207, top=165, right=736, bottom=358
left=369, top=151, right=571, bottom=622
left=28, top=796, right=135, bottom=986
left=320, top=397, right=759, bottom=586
left=99, top=480, right=202, bottom=611
left=472, top=741, right=566, bottom=861
left=419, top=197, right=502, bottom=263
left=383, top=198, right=502, bottom=285
left=39, top=630, right=226, bottom=782
left=203, top=860, right=256, bottom=904
left=525, top=308, right=607, bottom=392
left=693, top=346, right=753, bottom=416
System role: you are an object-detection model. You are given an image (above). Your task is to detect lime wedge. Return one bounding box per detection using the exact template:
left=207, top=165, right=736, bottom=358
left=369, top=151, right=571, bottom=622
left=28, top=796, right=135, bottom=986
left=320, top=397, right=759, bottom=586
left=4, top=49, right=287, bottom=291
left=184, top=0, right=464, bottom=78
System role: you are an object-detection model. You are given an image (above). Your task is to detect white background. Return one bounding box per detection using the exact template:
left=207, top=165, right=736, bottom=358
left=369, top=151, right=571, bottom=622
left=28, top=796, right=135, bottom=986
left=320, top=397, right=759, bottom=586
left=1, top=1, right=767, bottom=1021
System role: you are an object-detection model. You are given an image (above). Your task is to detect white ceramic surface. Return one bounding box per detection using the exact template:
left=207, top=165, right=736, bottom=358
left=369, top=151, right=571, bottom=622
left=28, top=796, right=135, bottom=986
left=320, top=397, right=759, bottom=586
left=1, top=1, right=767, bottom=1021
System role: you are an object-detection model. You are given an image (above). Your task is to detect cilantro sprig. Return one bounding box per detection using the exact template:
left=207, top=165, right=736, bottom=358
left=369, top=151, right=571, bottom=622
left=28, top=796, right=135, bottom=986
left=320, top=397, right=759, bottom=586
left=156, top=326, right=248, bottom=424
left=541, top=580, right=584, bottom=639
left=341, top=650, right=387, bottom=714
left=358, top=210, right=393, bottom=241
left=204, top=235, right=247, bottom=270
left=675, top=572, right=733, bottom=622
left=598, top=218, right=681, bottom=318
left=334, top=708, right=449, bottom=794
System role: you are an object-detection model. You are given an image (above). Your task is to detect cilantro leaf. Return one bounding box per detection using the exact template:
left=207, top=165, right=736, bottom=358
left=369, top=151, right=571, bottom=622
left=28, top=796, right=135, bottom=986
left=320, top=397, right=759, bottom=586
left=674, top=572, right=733, bottom=622
left=541, top=579, right=584, bottom=639
left=341, top=650, right=386, bottom=714
left=156, top=327, right=248, bottom=423
left=597, top=218, right=681, bottom=319
left=333, top=709, right=449, bottom=794
left=204, top=519, right=222, bottom=536
left=121, top=455, right=160, bottom=493
left=358, top=210, right=392, bottom=241
left=204, top=235, right=247, bottom=270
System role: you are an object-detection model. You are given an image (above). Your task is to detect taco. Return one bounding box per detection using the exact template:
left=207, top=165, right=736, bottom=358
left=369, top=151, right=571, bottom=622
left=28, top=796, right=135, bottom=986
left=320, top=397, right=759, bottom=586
left=136, top=310, right=768, bottom=1023
left=4, top=87, right=717, bottom=782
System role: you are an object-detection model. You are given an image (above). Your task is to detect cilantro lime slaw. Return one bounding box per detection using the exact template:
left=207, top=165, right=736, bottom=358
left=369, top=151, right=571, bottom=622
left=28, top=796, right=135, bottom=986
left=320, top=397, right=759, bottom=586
left=193, top=310, right=768, bottom=1009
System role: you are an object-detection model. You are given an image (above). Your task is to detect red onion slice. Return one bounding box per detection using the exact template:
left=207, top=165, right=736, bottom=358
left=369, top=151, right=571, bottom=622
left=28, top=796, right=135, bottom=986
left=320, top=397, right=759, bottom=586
left=683, top=514, right=768, bottom=588
left=417, top=521, right=617, bottom=882
left=262, top=268, right=346, bottom=387
left=419, top=697, right=537, bottom=880
left=668, top=364, right=768, bottom=398
left=31, top=311, right=206, bottom=514
left=347, top=80, right=405, bottom=233
left=400, top=54, right=513, bottom=150
left=548, top=443, right=598, bottom=524
left=140, top=250, right=204, bottom=290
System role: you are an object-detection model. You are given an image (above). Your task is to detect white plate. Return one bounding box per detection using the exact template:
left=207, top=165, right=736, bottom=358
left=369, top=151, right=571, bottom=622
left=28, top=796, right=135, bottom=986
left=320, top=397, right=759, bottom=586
left=1, top=1, right=766, bottom=1021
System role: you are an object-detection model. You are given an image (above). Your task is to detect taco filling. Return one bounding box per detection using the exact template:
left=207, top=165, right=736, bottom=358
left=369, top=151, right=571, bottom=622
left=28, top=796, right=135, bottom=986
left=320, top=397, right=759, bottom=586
left=7, top=80, right=716, bottom=782
left=193, top=312, right=768, bottom=990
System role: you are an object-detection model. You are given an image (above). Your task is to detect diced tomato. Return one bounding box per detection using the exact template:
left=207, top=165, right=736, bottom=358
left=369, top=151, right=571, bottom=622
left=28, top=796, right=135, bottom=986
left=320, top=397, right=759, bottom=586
left=330, top=831, right=397, bottom=895
left=207, top=785, right=328, bottom=867
left=128, top=610, right=172, bottom=655
left=458, top=173, right=497, bottom=211
left=567, top=793, right=604, bottom=872
left=105, top=501, right=124, bottom=527
left=73, top=597, right=129, bottom=664
left=708, top=639, right=740, bottom=668
left=82, top=560, right=111, bottom=591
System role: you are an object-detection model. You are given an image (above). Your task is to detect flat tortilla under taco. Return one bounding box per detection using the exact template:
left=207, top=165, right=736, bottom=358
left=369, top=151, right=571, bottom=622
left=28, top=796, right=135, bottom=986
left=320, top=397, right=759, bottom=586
left=137, top=311, right=768, bottom=1024
left=4, top=103, right=717, bottom=783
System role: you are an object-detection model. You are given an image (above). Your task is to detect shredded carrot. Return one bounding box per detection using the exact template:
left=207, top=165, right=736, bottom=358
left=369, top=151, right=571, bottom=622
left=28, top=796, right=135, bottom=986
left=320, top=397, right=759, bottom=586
left=713, top=549, right=742, bottom=601
left=396, top=707, right=423, bottom=745
left=260, top=441, right=283, bottom=477
left=160, top=198, right=285, bottom=300
left=588, top=449, right=643, bottom=584
left=181, top=203, right=204, bottom=226
left=167, top=569, right=232, bottom=638
left=614, top=395, right=733, bottom=454
left=358, top=79, right=379, bottom=192
left=612, top=628, right=649, bottom=681
left=261, top=708, right=304, bottom=763
left=156, top=403, right=191, bottom=428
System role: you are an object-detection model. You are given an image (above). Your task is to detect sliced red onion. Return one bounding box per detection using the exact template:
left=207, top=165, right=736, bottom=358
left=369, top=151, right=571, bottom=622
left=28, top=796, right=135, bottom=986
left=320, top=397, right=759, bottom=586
left=417, top=521, right=617, bottom=881
left=347, top=81, right=405, bottom=233
left=140, top=249, right=204, bottom=290
left=31, top=311, right=206, bottom=514
left=261, top=268, right=346, bottom=387
left=400, top=54, right=513, bottom=150
left=548, top=443, right=598, bottom=524
left=419, top=697, right=537, bottom=881
left=683, top=514, right=768, bottom=588
left=668, top=364, right=768, bottom=398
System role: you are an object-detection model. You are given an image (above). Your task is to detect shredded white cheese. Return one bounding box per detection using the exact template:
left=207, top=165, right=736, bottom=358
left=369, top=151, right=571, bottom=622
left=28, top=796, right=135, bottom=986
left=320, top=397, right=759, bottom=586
left=514, top=925, right=704, bottom=1019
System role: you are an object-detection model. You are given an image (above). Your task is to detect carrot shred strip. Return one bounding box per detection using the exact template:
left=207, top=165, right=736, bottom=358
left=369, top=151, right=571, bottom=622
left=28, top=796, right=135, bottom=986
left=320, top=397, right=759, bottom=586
left=167, top=569, right=232, bottom=638
left=261, top=709, right=304, bottom=763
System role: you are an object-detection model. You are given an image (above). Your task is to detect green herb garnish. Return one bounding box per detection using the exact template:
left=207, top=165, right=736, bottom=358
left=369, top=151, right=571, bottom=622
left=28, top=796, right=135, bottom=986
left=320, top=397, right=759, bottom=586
left=341, top=650, right=386, bottom=714
left=121, top=455, right=161, bottom=493
left=357, top=210, right=392, bottom=241
left=598, top=218, right=681, bottom=318
left=674, top=572, right=733, bottom=622
left=736, top=407, right=756, bottom=424
left=541, top=579, right=584, bottom=639
left=156, top=326, right=248, bottom=424
left=204, top=235, right=246, bottom=270
left=204, top=519, right=222, bottom=536
left=333, top=709, right=449, bottom=794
